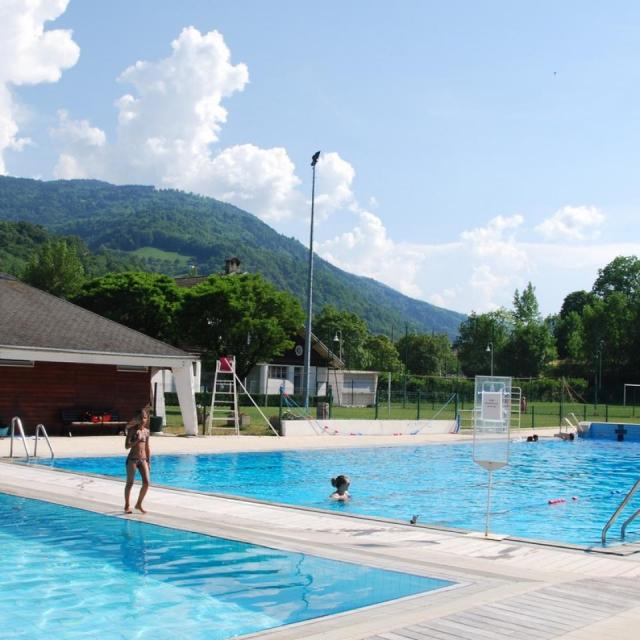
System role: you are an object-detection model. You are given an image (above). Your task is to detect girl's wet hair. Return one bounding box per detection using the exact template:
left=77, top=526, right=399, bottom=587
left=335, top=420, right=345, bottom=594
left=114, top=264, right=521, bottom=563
left=331, top=475, right=350, bottom=487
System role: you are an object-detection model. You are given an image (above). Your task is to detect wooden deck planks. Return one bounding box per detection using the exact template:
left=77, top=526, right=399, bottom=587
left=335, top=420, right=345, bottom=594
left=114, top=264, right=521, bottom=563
left=364, top=577, right=640, bottom=640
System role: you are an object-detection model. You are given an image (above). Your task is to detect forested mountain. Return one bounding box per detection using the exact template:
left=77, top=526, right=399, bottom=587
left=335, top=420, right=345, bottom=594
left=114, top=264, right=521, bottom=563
left=0, top=176, right=465, bottom=337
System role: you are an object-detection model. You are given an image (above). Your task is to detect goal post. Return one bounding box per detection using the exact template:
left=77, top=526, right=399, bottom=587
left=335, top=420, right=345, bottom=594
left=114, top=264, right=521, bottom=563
left=623, top=384, right=640, bottom=406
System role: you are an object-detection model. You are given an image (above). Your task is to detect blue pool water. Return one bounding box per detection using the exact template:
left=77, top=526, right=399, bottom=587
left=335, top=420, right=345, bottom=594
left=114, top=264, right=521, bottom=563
left=0, top=494, right=451, bottom=640
left=42, top=439, right=640, bottom=547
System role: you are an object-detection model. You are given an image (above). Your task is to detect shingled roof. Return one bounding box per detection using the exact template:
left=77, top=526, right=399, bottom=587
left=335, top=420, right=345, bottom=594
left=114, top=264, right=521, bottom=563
left=0, top=273, right=192, bottom=359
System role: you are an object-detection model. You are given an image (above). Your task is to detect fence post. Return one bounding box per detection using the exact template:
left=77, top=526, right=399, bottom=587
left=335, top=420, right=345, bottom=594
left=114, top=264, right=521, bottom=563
left=374, top=388, right=379, bottom=420
left=559, top=397, right=563, bottom=426
left=417, top=391, right=421, bottom=420
left=454, top=393, right=458, bottom=423
left=605, top=404, right=609, bottom=422
left=279, top=389, right=283, bottom=422
left=531, top=405, right=535, bottom=429
left=583, top=404, right=587, bottom=421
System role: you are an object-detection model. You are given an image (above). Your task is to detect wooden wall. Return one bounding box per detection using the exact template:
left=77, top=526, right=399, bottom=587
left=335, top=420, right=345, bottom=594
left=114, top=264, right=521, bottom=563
left=0, top=361, right=151, bottom=434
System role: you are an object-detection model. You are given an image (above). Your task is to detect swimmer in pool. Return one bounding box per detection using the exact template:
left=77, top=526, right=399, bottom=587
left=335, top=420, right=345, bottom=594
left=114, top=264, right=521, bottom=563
left=124, top=405, right=151, bottom=514
left=330, top=474, right=351, bottom=501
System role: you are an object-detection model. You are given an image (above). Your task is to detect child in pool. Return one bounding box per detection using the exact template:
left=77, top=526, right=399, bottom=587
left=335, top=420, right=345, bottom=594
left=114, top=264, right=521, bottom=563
left=330, top=474, right=351, bottom=501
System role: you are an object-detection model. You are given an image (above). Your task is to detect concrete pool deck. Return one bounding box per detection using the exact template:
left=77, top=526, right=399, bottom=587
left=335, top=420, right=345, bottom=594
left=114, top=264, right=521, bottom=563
left=2, top=431, right=639, bottom=640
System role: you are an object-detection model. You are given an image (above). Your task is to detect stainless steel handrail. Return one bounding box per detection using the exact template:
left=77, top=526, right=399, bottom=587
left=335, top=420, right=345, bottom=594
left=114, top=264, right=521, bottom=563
left=33, top=423, right=54, bottom=459
left=601, top=478, right=640, bottom=544
left=9, top=416, right=30, bottom=460
left=621, top=507, right=640, bottom=539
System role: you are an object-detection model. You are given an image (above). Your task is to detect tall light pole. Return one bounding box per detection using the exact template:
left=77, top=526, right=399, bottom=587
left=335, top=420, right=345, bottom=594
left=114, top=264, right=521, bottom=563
left=303, top=151, right=321, bottom=409
left=486, top=342, right=494, bottom=376
left=333, top=329, right=343, bottom=362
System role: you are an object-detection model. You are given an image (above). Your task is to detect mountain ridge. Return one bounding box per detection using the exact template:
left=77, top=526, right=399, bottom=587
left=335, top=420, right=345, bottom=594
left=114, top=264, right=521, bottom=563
left=0, top=175, right=465, bottom=338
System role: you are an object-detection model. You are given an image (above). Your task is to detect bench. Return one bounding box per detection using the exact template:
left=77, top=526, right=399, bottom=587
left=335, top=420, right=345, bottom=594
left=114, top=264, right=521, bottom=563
left=61, top=408, right=127, bottom=436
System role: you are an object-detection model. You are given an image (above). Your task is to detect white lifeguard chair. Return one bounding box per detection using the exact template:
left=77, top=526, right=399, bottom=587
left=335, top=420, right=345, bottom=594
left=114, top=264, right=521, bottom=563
left=206, top=356, right=240, bottom=435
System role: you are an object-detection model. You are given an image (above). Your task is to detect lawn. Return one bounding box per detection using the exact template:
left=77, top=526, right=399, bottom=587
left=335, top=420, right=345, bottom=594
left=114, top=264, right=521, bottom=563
left=161, top=400, right=640, bottom=435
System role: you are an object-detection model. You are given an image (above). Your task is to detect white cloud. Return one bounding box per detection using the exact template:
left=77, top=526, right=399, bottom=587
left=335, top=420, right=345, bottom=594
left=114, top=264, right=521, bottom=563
left=0, top=0, right=79, bottom=172
left=51, top=109, right=105, bottom=147
left=54, top=152, right=92, bottom=179
left=313, top=152, right=356, bottom=221
left=316, top=208, right=632, bottom=316
left=51, top=27, right=363, bottom=225
left=202, top=144, right=302, bottom=221
left=318, top=210, right=430, bottom=299
left=535, top=205, right=605, bottom=241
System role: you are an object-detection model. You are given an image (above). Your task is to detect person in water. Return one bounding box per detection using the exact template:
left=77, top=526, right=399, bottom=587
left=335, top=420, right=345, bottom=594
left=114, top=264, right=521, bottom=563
left=124, top=405, right=151, bottom=514
left=330, top=474, right=351, bottom=501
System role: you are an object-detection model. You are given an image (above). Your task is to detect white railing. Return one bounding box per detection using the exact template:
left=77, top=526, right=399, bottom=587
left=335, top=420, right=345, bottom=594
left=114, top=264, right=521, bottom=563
left=8, top=417, right=54, bottom=459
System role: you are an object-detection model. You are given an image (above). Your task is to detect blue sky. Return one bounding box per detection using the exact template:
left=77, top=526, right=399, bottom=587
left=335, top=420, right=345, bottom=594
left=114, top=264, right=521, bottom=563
left=3, top=1, right=640, bottom=316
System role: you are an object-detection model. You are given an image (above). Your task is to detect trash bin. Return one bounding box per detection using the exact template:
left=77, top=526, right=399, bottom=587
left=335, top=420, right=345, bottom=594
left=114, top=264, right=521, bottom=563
left=149, top=416, right=163, bottom=433
left=316, top=402, right=329, bottom=419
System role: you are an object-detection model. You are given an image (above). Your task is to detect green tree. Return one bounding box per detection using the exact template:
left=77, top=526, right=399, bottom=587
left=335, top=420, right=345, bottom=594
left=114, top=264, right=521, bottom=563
left=313, top=305, right=369, bottom=369
left=582, top=292, right=636, bottom=380
left=396, top=333, right=453, bottom=376
left=72, top=272, right=181, bottom=342
left=560, top=290, right=596, bottom=317
left=501, top=322, right=555, bottom=377
left=23, top=238, right=86, bottom=298
left=592, top=256, right=640, bottom=299
left=513, top=282, right=541, bottom=323
left=503, top=283, right=554, bottom=377
left=454, top=311, right=511, bottom=376
left=555, top=311, right=585, bottom=361
left=178, top=273, right=304, bottom=379
left=362, top=334, right=402, bottom=372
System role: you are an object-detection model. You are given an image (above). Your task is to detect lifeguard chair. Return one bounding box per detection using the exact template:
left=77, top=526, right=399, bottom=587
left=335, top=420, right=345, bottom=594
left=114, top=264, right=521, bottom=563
left=206, top=356, right=240, bottom=435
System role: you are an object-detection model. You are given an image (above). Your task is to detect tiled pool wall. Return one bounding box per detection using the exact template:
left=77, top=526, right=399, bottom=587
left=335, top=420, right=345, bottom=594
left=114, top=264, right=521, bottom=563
left=581, top=422, right=640, bottom=441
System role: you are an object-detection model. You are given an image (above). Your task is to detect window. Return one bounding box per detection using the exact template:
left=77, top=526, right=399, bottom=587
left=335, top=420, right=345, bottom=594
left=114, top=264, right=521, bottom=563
left=343, top=378, right=373, bottom=392
left=268, top=365, right=287, bottom=380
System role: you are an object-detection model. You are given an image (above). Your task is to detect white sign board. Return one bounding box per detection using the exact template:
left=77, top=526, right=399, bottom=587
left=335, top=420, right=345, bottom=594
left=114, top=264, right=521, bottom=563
left=473, top=376, right=511, bottom=471
left=473, top=375, right=512, bottom=537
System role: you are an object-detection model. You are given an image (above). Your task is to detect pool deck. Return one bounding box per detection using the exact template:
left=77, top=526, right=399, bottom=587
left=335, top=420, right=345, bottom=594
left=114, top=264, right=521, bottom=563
left=2, top=432, right=640, bottom=640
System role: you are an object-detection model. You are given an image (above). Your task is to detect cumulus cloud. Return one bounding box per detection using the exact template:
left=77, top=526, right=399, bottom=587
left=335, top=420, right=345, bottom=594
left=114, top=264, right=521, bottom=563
left=202, top=144, right=302, bottom=221
left=535, top=205, right=605, bottom=241
left=0, top=0, right=79, bottom=172
left=50, top=27, right=314, bottom=221
left=313, top=152, right=356, bottom=220
left=51, top=109, right=105, bottom=147
left=318, top=210, right=431, bottom=299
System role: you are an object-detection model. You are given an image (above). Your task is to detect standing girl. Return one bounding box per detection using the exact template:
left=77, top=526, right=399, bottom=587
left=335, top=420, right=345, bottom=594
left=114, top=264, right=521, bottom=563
left=124, top=405, right=151, bottom=514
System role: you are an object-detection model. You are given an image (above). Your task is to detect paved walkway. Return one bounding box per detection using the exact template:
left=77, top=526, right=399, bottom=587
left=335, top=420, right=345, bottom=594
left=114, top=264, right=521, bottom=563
left=1, top=433, right=639, bottom=639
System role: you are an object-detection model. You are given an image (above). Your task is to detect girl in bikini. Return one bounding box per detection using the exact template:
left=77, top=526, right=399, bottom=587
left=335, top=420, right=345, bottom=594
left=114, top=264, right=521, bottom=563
left=124, top=405, right=151, bottom=514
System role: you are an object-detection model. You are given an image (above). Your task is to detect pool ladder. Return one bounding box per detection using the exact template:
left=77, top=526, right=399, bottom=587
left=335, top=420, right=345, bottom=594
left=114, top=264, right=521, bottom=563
left=601, top=478, right=640, bottom=544
left=8, top=416, right=55, bottom=461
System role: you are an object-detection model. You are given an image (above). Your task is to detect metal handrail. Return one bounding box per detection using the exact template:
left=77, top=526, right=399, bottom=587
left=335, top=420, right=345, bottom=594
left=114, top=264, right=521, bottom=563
left=9, top=416, right=30, bottom=460
left=33, top=423, right=54, bottom=459
left=601, top=478, right=640, bottom=544
left=621, top=507, right=640, bottom=539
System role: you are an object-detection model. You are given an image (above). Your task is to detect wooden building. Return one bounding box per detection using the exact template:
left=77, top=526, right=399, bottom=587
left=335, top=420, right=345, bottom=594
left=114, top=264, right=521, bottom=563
left=0, top=274, right=199, bottom=435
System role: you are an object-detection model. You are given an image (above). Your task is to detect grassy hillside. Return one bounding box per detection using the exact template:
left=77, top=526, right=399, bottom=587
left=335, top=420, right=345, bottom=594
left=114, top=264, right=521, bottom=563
left=0, top=176, right=465, bottom=337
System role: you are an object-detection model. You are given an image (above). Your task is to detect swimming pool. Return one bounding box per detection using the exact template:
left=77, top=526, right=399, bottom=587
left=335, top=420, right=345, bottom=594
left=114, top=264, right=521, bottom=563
left=42, top=439, right=640, bottom=547
left=0, top=493, right=451, bottom=639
